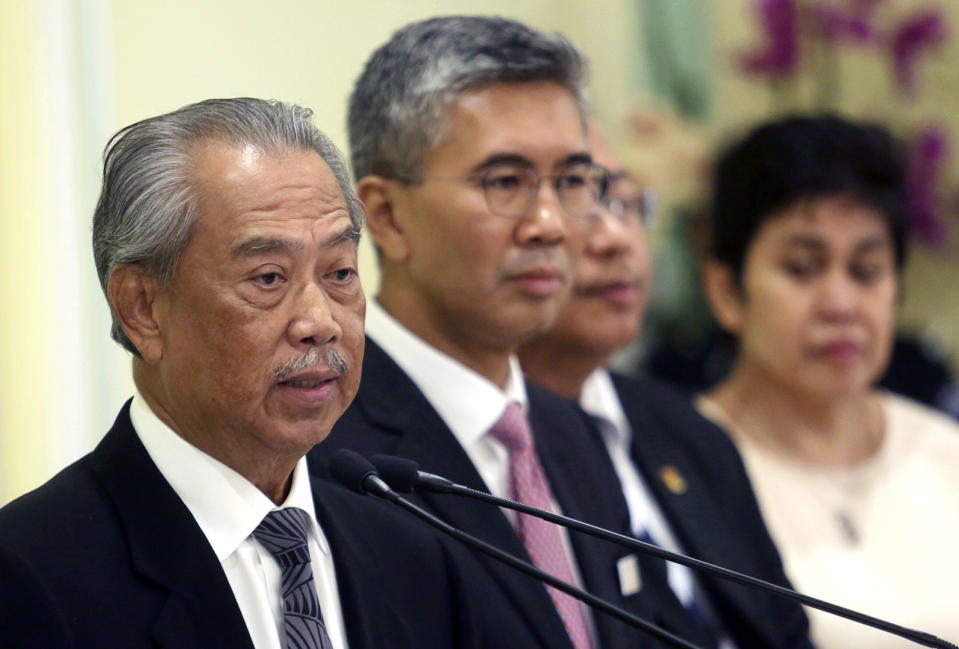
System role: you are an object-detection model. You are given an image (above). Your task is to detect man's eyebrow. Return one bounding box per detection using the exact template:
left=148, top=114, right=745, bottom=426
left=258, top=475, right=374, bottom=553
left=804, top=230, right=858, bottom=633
left=326, top=224, right=362, bottom=248
left=230, top=224, right=360, bottom=258
left=470, top=151, right=593, bottom=175
left=556, top=152, right=592, bottom=170
left=231, top=237, right=303, bottom=257
left=471, top=153, right=535, bottom=173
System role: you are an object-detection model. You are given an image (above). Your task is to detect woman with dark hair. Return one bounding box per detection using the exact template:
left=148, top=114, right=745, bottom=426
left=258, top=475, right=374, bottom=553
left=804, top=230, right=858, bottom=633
left=697, top=115, right=959, bottom=648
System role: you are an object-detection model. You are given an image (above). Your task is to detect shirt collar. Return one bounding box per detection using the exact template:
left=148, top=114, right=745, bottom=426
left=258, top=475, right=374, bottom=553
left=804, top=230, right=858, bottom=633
left=580, top=368, right=632, bottom=448
left=365, top=298, right=528, bottom=446
left=129, top=389, right=328, bottom=562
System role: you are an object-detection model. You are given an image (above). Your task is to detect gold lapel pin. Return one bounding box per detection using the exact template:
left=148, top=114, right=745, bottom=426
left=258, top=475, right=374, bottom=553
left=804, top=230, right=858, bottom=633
left=659, top=465, right=687, bottom=495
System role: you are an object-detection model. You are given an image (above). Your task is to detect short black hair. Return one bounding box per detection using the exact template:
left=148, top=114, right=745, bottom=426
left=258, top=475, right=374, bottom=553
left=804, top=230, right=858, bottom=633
left=709, top=114, right=909, bottom=279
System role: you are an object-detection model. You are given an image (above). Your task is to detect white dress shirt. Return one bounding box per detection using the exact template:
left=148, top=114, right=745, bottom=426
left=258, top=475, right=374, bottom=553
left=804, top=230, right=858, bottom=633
left=583, top=370, right=736, bottom=648
left=365, top=299, right=525, bottom=505
left=130, top=392, right=349, bottom=649
left=365, top=299, right=595, bottom=638
left=580, top=368, right=698, bottom=606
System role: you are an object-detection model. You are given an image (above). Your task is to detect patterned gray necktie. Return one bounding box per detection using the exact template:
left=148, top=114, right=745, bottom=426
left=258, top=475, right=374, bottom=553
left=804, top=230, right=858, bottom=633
left=252, top=508, right=335, bottom=649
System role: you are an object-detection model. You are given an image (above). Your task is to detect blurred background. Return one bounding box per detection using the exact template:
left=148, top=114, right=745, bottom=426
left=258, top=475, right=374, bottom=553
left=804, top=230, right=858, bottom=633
left=2, top=0, right=957, bottom=505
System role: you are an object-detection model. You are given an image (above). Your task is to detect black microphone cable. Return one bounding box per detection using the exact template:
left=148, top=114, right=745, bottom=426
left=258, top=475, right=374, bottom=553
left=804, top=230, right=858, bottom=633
left=328, top=449, right=706, bottom=649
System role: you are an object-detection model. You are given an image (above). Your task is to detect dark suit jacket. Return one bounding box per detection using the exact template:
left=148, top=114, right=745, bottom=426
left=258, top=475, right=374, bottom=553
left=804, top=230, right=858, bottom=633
left=611, top=372, right=814, bottom=649
left=310, top=339, right=666, bottom=649
left=0, top=403, right=475, bottom=649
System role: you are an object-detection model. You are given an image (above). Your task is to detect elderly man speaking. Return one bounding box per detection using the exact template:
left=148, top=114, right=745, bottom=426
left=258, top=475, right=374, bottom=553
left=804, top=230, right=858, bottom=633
left=0, top=98, right=477, bottom=649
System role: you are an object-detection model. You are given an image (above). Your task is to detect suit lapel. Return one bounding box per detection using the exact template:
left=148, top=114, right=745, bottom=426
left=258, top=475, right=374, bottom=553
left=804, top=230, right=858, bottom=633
left=613, top=375, right=770, bottom=640
left=352, top=340, right=576, bottom=649
left=89, top=404, right=254, bottom=649
left=310, top=480, right=409, bottom=649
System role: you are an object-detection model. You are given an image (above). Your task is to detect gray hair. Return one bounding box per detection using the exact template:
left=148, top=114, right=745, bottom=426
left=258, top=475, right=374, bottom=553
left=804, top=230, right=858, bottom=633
left=92, top=97, right=363, bottom=355
left=348, top=15, right=588, bottom=181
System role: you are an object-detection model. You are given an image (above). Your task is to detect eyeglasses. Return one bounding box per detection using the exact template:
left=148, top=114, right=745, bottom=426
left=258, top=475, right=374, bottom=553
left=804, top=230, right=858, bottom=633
left=606, top=190, right=656, bottom=228
left=397, top=161, right=610, bottom=219
left=602, top=173, right=656, bottom=228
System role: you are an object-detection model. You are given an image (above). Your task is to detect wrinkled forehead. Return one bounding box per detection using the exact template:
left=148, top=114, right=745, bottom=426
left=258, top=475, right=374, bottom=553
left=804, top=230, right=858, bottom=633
left=188, top=141, right=349, bottom=232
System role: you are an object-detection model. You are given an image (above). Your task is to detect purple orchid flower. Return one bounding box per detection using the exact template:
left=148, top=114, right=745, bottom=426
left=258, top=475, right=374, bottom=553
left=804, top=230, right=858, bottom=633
left=891, top=9, right=948, bottom=97
left=906, top=124, right=949, bottom=248
left=815, top=0, right=886, bottom=44
left=738, top=0, right=799, bottom=78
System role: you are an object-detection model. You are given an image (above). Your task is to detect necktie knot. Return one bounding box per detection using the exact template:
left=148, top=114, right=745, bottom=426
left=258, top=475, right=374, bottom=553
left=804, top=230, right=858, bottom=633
left=253, top=508, right=312, bottom=568
left=489, top=402, right=533, bottom=453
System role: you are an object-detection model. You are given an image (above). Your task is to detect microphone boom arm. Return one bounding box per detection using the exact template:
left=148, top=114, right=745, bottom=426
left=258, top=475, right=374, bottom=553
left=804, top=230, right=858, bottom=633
left=385, top=487, right=704, bottom=649
left=421, top=475, right=956, bottom=649
left=328, top=451, right=706, bottom=649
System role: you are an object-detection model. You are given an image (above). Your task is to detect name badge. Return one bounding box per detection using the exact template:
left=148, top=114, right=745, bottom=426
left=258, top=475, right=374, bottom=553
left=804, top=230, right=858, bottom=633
left=617, top=554, right=641, bottom=596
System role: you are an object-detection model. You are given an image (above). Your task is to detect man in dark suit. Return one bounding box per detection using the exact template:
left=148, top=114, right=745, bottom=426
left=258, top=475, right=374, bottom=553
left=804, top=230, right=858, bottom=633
left=0, top=98, right=477, bottom=649
left=308, top=16, right=714, bottom=649
left=517, top=122, right=815, bottom=649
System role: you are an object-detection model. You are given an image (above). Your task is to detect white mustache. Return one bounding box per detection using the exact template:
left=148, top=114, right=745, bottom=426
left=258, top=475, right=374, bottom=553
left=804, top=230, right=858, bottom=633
left=273, top=348, right=347, bottom=381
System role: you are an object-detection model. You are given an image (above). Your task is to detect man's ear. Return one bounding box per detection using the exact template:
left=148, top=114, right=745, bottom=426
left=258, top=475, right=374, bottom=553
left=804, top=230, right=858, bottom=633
left=358, top=176, right=412, bottom=263
left=107, top=265, right=164, bottom=363
left=701, top=260, right=744, bottom=336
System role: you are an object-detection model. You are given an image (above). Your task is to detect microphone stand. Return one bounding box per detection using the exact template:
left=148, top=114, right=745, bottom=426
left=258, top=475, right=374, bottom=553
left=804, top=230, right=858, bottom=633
left=328, top=451, right=706, bottom=649
left=386, top=492, right=703, bottom=649
left=414, top=472, right=957, bottom=649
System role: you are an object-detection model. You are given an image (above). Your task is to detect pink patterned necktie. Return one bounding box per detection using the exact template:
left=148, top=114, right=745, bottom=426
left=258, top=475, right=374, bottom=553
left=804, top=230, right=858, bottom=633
left=488, top=402, right=593, bottom=649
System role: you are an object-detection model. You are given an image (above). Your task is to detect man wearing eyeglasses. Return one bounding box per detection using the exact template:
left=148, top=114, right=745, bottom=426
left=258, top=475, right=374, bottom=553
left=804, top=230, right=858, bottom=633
left=309, top=16, right=656, bottom=649
left=518, top=123, right=815, bottom=649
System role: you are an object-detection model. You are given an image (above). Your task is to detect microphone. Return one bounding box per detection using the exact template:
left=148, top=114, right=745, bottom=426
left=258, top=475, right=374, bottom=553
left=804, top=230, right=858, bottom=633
left=327, top=449, right=705, bottom=649
left=328, top=448, right=396, bottom=500
left=371, top=454, right=456, bottom=493
left=370, top=454, right=958, bottom=649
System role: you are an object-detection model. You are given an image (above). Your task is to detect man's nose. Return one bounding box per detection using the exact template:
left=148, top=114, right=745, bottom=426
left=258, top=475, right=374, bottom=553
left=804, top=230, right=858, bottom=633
left=585, top=209, right=637, bottom=259
left=287, top=281, right=341, bottom=347
left=515, top=183, right=568, bottom=247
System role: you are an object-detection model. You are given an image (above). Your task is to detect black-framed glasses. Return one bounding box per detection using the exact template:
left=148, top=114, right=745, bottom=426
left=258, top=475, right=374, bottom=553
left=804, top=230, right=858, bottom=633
left=398, top=161, right=610, bottom=219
